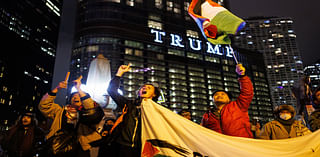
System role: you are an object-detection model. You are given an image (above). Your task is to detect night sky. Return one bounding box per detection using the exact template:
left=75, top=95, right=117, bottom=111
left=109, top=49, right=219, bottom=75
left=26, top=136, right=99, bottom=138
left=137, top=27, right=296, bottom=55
left=229, top=0, right=320, bottom=65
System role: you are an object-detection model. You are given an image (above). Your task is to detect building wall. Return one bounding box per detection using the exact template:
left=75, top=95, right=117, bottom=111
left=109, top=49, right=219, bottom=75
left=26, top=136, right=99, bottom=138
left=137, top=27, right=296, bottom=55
left=0, top=0, right=62, bottom=128
left=304, top=59, right=320, bottom=90
left=68, top=0, right=273, bottom=124
left=233, top=17, right=304, bottom=109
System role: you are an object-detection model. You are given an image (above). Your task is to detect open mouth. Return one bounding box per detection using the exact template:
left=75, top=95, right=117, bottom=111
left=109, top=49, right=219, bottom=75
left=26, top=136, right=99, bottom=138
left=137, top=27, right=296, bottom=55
left=74, top=100, right=80, bottom=103
left=142, top=91, right=147, bottom=94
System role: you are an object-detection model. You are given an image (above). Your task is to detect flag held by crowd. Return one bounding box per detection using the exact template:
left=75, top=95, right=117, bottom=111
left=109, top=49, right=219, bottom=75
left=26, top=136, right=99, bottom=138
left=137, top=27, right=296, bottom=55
left=141, top=99, right=320, bottom=157
left=188, top=0, right=246, bottom=45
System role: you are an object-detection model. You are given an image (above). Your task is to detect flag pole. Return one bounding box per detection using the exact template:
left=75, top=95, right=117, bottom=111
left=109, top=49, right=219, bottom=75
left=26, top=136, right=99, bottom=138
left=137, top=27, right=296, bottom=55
left=229, top=44, right=238, bottom=64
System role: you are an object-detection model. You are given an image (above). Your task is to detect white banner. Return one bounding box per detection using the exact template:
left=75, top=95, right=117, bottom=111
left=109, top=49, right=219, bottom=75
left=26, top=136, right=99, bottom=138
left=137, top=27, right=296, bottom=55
left=141, top=99, right=320, bottom=157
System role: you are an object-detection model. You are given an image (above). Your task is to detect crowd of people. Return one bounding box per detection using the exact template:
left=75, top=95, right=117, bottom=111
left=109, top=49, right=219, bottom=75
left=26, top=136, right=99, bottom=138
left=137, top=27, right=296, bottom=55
left=0, top=63, right=320, bottom=157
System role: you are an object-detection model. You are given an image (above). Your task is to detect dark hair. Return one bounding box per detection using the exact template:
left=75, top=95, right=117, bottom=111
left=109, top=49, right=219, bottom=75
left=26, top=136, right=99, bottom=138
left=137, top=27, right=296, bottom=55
left=137, top=83, right=161, bottom=101
left=212, top=90, right=233, bottom=100
left=313, top=87, right=320, bottom=101
left=67, top=92, right=79, bottom=105
left=105, top=118, right=116, bottom=123
left=178, top=109, right=190, bottom=116
left=17, top=111, right=37, bottom=126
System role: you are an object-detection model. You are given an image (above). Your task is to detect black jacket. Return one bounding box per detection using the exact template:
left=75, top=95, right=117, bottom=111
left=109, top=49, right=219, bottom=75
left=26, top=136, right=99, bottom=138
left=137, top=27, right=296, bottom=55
left=107, top=76, right=142, bottom=149
left=309, top=108, right=320, bottom=132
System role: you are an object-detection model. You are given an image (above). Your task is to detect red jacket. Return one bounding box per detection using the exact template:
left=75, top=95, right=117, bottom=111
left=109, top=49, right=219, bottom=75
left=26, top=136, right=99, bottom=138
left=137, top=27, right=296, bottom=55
left=202, top=76, right=254, bottom=138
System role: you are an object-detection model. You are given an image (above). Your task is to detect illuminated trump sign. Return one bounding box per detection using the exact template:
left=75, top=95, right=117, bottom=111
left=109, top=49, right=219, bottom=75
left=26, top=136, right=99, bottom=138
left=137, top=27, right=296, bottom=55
left=150, top=29, right=234, bottom=58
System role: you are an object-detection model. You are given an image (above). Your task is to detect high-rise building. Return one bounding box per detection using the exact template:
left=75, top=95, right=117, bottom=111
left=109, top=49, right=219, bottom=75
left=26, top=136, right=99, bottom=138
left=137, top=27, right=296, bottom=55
left=0, top=0, right=62, bottom=127
left=304, top=59, right=320, bottom=90
left=65, top=0, right=273, bottom=124
left=233, top=17, right=304, bottom=108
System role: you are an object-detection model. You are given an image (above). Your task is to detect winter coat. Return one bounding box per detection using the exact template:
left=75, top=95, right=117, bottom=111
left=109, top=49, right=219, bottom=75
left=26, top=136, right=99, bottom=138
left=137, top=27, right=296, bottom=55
left=202, top=76, right=254, bottom=138
left=2, top=124, right=45, bottom=157
left=38, top=92, right=104, bottom=151
left=106, top=76, right=142, bottom=149
left=309, top=108, right=320, bottom=132
left=258, top=120, right=312, bottom=140
left=201, top=110, right=222, bottom=134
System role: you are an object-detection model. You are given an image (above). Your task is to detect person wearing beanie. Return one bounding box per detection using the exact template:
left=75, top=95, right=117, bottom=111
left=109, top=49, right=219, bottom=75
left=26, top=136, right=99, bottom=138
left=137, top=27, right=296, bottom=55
left=201, top=64, right=254, bottom=138
left=1, top=111, right=46, bottom=157
left=104, top=64, right=161, bottom=157
left=258, top=104, right=311, bottom=140
left=309, top=87, right=320, bottom=132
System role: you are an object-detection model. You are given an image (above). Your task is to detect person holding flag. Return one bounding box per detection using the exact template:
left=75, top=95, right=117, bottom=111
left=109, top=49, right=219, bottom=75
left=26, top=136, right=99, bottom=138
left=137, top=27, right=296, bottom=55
left=201, top=64, right=254, bottom=138
left=105, top=63, right=161, bottom=157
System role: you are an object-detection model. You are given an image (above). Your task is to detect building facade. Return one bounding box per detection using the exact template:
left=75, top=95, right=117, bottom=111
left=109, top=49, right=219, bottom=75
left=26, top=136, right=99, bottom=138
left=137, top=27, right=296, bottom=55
left=67, top=0, right=273, bottom=124
left=304, top=59, right=320, bottom=90
left=233, top=17, right=304, bottom=108
left=0, top=0, right=62, bottom=128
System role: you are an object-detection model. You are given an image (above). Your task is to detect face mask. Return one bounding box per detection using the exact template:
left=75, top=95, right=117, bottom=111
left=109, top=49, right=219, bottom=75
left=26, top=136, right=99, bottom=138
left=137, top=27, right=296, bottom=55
left=280, top=113, right=292, bottom=120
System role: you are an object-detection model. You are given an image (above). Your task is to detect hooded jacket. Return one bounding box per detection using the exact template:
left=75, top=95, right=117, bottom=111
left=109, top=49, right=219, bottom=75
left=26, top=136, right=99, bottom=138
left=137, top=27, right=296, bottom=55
left=258, top=104, right=312, bottom=140
left=38, top=92, right=104, bottom=151
left=202, top=76, right=254, bottom=138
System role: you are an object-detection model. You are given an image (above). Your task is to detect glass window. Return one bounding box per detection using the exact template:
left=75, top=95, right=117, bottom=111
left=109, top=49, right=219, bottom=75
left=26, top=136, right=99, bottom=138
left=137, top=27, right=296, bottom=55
left=125, top=40, right=144, bottom=49
left=86, top=45, right=98, bottom=52
left=147, top=44, right=163, bottom=52
left=167, top=0, right=181, bottom=14
left=186, top=30, right=199, bottom=38
left=187, top=52, right=202, bottom=60
left=148, top=20, right=163, bottom=30
left=125, top=48, right=133, bottom=55
left=205, top=56, right=220, bottom=63
left=134, top=50, right=143, bottom=56
left=168, top=49, right=185, bottom=56
left=155, top=0, right=163, bottom=9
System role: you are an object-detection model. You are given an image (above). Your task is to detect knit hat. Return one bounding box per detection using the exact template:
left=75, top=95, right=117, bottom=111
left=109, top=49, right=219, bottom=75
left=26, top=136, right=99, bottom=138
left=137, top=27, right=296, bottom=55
left=212, top=90, right=233, bottom=100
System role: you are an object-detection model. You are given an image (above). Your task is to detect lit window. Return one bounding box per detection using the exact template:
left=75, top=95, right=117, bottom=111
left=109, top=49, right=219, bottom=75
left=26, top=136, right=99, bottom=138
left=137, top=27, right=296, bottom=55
left=155, top=0, right=162, bottom=9
left=148, top=20, right=163, bottom=30
left=134, top=50, right=143, bottom=56
left=186, top=30, right=199, bottom=38
left=125, top=48, right=133, bottom=55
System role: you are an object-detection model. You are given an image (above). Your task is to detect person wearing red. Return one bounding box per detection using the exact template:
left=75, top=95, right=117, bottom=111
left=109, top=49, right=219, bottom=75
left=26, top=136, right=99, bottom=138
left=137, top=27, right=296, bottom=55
left=201, top=64, right=254, bottom=138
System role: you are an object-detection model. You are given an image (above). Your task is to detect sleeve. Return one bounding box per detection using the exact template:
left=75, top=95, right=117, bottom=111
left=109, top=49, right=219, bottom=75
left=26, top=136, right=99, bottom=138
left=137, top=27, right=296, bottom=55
left=79, top=106, right=105, bottom=125
left=257, top=122, right=271, bottom=140
left=38, top=92, right=63, bottom=119
left=308, top=111, right=320, bottom=132
left=235, top=76, right=254, bottom=111
left=200, top=113, right=208, bottom=127
left=80, top=93, right=95, bottom=109
left=107, top=76, right=128, bottom=109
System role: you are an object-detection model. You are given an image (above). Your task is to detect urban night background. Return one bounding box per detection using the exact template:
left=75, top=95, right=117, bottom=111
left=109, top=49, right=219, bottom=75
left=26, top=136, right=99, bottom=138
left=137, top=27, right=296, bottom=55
left=0, top=0, right=319, bottom=132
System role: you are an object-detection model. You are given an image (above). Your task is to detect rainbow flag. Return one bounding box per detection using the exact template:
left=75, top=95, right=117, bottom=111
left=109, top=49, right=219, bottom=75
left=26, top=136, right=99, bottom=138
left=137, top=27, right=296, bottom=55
left=188, top=0, right=245, bottom=45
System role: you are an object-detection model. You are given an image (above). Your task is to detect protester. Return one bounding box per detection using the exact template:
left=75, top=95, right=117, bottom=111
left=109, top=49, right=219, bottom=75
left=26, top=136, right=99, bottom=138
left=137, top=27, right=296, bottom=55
left=309, top=87, right=320, bottom=132
left=200, top=64, right=254, bottom=138
left=1, top=111, right=46, bottom=157
left=105, top=63, right=160, bottom=157
left=38, top=75, right=104, bottom=157
left=258, top=104, right=311, bottom=140
left=250, top=119, right=261, bottom=139
left=178, top=110, right=192, bottom=120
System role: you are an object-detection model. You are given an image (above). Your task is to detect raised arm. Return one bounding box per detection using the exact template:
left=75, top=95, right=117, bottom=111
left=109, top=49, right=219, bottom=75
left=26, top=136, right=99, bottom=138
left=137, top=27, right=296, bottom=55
left=38, top=81, right=66, bottom=119
left=107, top=64, right=131, bottom=109
left=235, top=64, right=254, bottom=111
